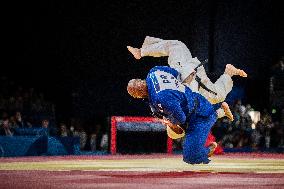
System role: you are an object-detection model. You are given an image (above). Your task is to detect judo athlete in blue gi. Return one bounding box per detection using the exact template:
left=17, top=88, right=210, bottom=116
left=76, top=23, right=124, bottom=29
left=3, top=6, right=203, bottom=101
left=127, top=66, right=220, bottom=164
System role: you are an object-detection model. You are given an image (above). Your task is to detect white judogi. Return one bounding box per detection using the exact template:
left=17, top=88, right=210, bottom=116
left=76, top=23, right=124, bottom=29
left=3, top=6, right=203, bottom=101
left=141, top=36, right=233, bottom=105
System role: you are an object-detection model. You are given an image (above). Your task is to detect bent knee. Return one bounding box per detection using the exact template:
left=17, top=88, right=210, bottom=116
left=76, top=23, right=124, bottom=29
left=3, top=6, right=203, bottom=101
left=208, top=90, right=226, bottom=104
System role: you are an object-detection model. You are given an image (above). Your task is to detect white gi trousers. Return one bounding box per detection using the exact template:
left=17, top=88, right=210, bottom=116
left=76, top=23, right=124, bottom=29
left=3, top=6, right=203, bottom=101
left=141, top=36, right=233, bottom=105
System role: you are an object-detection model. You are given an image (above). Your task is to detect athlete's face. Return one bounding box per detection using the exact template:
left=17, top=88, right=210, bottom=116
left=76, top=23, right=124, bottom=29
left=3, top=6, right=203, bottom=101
left=183, top=71, right=196, bottom=85
left=127, top=79, right=148, bottom=98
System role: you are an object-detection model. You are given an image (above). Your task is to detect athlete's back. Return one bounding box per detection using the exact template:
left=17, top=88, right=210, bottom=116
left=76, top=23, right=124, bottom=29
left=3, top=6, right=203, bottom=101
left=146, top=66, right=215, bottom=125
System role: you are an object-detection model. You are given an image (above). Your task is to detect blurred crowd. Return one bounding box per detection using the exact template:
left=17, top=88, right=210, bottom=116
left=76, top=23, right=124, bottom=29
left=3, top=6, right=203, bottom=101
left=212, top=100, right=284, bottom=150
left=0, top=112, right=109, bottom=152
left=55, top=119, right=109, bottom=152
left=0, top=76, right=55, bottom=125
left=1, top=73, right=283, bottom=154
left=0, top=76, right=108, bottom=152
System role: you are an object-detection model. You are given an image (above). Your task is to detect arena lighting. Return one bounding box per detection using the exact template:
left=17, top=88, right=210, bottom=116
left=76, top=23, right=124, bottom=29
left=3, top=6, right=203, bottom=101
left=248, top=111, right=260, bottom=129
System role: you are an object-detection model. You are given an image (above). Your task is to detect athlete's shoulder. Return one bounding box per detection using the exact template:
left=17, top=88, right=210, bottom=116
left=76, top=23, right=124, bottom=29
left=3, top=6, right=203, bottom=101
left=147, top=71, right=186, bottom=94
left=149, top=66, right=179, bottom=78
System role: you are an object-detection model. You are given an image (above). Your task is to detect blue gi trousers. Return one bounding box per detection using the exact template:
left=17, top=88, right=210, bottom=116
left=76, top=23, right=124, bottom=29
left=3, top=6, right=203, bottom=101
left=182, top=92, right=218, bottom=164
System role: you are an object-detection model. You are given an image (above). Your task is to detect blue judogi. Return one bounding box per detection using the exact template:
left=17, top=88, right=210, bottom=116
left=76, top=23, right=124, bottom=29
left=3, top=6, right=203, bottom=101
left=146, top=66, right=217, bottom=164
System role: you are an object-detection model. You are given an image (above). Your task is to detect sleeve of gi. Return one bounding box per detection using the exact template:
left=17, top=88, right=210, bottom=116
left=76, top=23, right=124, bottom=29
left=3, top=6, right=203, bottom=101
left=158, top=92, right=187, bottom=125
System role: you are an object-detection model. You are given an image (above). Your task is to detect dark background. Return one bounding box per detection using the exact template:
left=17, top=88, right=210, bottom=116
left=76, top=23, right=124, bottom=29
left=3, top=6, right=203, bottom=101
left=3, top=0, right=283, bottom=122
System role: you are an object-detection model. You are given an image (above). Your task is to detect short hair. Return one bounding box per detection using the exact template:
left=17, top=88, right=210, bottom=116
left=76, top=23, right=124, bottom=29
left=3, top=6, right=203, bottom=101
left=127, top=79, right=148, bottom=98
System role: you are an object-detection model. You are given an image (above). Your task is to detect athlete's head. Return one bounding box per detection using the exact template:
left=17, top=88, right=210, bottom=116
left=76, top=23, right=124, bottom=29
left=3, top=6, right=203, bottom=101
left=127, top=79, right=148, bottom=98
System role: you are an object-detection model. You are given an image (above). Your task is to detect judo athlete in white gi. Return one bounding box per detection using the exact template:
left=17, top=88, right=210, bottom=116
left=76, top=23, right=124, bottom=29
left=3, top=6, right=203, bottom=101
left=127, top=36, right=247, bottom=107
left=127, top=66, right=226, bottom=164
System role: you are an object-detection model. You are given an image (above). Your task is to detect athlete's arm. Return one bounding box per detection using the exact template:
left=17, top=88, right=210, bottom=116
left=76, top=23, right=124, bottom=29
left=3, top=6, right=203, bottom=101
left=159, top=94, right=187, bottom=125
left=161, top=118, right=184, bottom=134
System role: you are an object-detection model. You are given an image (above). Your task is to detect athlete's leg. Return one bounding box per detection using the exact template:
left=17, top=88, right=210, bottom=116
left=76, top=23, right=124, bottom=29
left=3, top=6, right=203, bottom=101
left=183, top=113, right=217, bottom=164
left=193, top=64, right=247, bottom=104
left=215, top=102, right=234, bottom=121
left=127, top=36, right=247, bottom=100
left=128, top=36, right=193, bottom=75
left=225, top=64, right=247, bottom=77
left=127, top=36, right=173, bottom=58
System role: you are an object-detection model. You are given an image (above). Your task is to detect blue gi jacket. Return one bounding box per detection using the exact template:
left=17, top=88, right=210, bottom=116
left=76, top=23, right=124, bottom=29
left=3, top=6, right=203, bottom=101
left=146, top=66, right=214, bottom=126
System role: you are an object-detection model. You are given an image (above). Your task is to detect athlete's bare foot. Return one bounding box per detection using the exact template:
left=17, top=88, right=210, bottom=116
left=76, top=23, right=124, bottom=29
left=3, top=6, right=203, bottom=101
left=221, top=102, right=234, bottom=121
left=225, top=64, right=247, bottom=77
left=127, top=46, right=142, bottom=60
left=208, top=142, right=218, bottom=157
